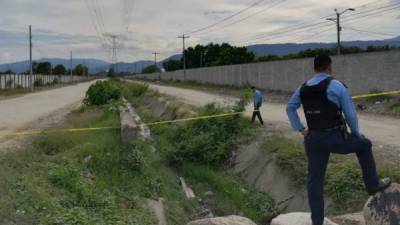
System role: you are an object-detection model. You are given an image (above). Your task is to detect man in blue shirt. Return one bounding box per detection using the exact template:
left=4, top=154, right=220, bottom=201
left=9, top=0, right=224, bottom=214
left=251, top=86, right=264, bottom=125
left=286, top=55, right=391, bottom=225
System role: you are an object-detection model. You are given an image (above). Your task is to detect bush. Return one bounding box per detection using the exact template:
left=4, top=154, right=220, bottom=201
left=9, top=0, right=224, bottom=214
left=84, top=80, right=121, bottom=106
left=161, top=103, right=250, bottom=168
left=119, top=81, right=149, bottom=99
left=34, top=78, right=44, bottom=87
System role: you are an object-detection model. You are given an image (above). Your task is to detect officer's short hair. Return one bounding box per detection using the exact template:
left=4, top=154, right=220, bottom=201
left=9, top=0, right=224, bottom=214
left=314, top=55, right=332, bottom=71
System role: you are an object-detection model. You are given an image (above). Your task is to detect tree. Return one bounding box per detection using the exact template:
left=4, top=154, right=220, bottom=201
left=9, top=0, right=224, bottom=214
left=73, top=64, right=89, bottom=76
left=33, top=62, right=51, bottom=74
left=184, top=43, right=255, bottom=69
left=142, top=65, right=160, bottom=74
left=107, top=68, right=115, bottom=77
left=257, top=55, right=281, bottom=62
left=53, top=64, right=67, bottom=75
left=3, top=69, right=15, bottom=74
left=163, top=59, right=182, bottom=71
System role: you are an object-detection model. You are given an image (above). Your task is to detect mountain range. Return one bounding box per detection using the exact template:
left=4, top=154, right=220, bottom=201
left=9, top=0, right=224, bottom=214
left=247, top=37, right=400, bottom=56
left=1, top=38, right=399, bottom=74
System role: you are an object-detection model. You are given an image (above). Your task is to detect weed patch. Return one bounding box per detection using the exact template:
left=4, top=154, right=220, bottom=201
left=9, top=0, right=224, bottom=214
left=0, top=107, right=158, bottom=225
left=180, top=163, right=278, bottom=224
left=154, top=103, right=251, bottom=168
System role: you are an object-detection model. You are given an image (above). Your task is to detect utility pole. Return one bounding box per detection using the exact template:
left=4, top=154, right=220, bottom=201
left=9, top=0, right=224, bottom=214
left=327, top=8, right=355, bottom=56
left=134, top=63, right=137, bottom=74
left=70, top=51, right=73, bottom=82
left=152, top=52, right=160, bottom=67
left=336, top=11, right=341, bottom=56
left=29, top=25, right=33, bottom=90
left=200, top=52, right=203, bottom=68
left=178, top=34, right=189, bottom=80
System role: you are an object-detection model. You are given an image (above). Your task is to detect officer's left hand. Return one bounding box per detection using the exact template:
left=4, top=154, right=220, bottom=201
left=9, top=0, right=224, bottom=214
left=300, top=129, right=308, bottom=137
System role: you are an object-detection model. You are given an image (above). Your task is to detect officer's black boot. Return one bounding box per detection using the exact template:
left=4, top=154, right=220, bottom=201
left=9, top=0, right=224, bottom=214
left=367, top=178, right=391, bottom=195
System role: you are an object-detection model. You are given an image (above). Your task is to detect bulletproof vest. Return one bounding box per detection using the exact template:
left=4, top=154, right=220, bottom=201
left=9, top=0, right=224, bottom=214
left=300, top=77, right=344, bottom=131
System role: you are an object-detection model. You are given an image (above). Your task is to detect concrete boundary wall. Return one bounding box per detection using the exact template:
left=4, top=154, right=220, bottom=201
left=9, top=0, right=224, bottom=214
left=0, top=74, right=92, bottom=90
left=132, top=51, right=400, bottom=95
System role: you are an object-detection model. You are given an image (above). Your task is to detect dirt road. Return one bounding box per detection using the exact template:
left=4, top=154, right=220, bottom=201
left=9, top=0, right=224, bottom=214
left=0, top=81, right=95, bottom=150
left=148, top=84, right=400, bottom=157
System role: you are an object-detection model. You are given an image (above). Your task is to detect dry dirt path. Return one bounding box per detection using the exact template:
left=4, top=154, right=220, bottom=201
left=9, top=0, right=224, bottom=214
left=148, top=83, right=400, bottom=164
left=0, top=81, right=96, bottom=151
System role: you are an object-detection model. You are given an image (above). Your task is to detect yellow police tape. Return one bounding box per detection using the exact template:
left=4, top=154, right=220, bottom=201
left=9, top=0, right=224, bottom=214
left=1, top=90, right=399, bottom=137
left=0, top=112, right=245, bottom=137
left=352, top=90, right=400, bottom=100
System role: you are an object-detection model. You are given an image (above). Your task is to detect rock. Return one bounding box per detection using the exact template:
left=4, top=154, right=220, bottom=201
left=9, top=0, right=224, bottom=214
left=146, top=198, right=167, bottom=225
left=187, top=215, right=257, bottom=225
left=180, top=177, right=195, bottom=199
left=198, top=208, right=214, bottom=218
left=83, top=155, right=92, bottom=163
left=357, top=104, right=367, bottom=110
left=363, top=183, right=400, bottom=225
left=271, top=212, right=338, bottom=225
left=333, top=212, right=365, bottom=225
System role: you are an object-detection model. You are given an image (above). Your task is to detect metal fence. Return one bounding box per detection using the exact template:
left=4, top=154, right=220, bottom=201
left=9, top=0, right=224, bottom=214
left=0, top=74, right=92, bottom=90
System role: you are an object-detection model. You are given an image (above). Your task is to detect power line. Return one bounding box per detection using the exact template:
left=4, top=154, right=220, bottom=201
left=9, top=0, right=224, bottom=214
left=342, top=1, right=400, bottom=20
left=342, top=4, right=400, bottom=24
left=232, top=0, right=396, bottom=43
left=185, top=0, right=266, bottom=35
left=196, top=0, right=288, bottom=37
left=236, top=1, right=400, bottom=46
left=343, top=27, right=398, bottom=38
left=83, top=0, right=109, bottom=47
left=281, top=26, right=335, bottom=44
left=122, top=0, right=135, bottom=34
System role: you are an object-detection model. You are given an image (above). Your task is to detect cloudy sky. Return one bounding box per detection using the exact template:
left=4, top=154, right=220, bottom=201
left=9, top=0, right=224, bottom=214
left=0, top=0, right=399, bottom=64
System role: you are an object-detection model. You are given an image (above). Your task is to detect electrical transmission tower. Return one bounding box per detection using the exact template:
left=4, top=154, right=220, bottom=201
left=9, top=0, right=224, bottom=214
left=110, top=35, right=118, bottom=72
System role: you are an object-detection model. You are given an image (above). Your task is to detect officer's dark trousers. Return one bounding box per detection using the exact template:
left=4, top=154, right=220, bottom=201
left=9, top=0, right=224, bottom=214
left=252, top=107, right=264, bottom=124
left=304, top=129, right=380, bottom=225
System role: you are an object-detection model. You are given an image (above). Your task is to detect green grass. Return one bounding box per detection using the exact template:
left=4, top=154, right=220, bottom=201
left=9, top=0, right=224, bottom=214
left=390, top=102, right=400, bottom=114
left=0, top=87, right=33, bottom=97
left=0, top=79, right=291, bottom=224
left=262, top=135, right=400, bottom=215
left=180, top=163, right=278, bottom=224
left=365, top=89, right=393, bottom=103
left=0, top=107, right=160, bottom=224
left=115, top=80, right=279, bottom=224
left=262, top=135, right=308, bottom=187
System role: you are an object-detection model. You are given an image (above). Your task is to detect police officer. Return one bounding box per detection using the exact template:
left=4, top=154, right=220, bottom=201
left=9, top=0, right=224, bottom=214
left=251, top=86, right=264, bottom=125
left=286, top=55, right=391, bottom=225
